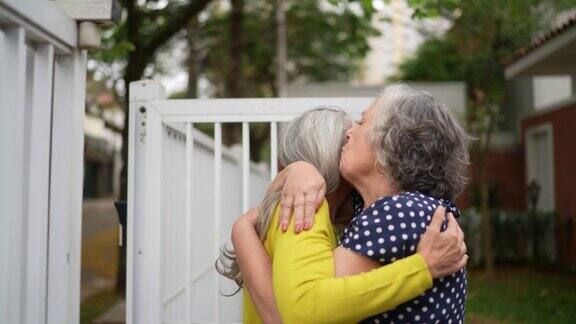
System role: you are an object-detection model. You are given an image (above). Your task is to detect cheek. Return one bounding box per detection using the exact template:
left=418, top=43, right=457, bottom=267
left=354, top=132, right=377, bottom=171
left=358, top=138, right=374, bottom=161
left=340, top=140, right=374, bottom=178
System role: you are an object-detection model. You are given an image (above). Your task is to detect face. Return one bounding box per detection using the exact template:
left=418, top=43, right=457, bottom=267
left=339, top=104, right=379, bottom=183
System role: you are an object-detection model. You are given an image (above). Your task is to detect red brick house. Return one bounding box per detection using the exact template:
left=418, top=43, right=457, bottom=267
left=504, top=14, right=576, bottom=268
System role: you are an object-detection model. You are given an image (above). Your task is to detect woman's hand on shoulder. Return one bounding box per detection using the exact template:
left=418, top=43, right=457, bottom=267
left=417, top=206, right=468, bottom=278
left=278, top=161, right=326, bottom=234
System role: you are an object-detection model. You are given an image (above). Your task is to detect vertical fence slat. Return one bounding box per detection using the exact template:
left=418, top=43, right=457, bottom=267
left=242, top=122, right=250, bottom=212
left=25, top=42, right=54, bottom=324
left=214, top=122, right=222, bottom=322
left=270, top=122, right=278, bottom=180
left=0, top=26, right=27, bottom=324
left=145, top=108, right=164, bottom=324
left=185, top=123, right=194, bottom=323
left=47, top=49, right=87, bottom=324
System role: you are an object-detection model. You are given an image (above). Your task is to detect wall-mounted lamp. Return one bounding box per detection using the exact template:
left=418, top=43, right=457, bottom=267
left=50, top=0, right=121, bottom=49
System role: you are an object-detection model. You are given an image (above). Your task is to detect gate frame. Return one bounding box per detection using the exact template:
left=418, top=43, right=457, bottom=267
left=127, top=79, right=373, bottom=323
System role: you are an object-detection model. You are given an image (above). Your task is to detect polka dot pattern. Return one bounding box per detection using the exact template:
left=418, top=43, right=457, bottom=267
left=340, top=191, right=467, bottom=323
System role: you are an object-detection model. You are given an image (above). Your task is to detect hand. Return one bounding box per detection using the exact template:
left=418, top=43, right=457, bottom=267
left=417, top=206, right=468, bottom=278
left=278, top=161, right=326, bottom=233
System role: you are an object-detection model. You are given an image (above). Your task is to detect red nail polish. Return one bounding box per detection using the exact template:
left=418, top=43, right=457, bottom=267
left=295, top=224, right=302, bottom=233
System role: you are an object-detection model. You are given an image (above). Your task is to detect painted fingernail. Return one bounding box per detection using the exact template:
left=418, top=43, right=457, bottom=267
left=304, top=222, right=310, bottom=230
left=281, top=223, right=288, bottom=231
left=295, top=224, right=302, bottom=233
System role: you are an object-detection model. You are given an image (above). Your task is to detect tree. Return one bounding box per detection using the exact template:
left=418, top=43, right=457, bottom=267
left=196, top=1, right=377, bottom=97
left=394, top=0, right=576, bottom=277
left=91, top=0, right=215, bottom=294
left=170, top=0, right=379, bottom=159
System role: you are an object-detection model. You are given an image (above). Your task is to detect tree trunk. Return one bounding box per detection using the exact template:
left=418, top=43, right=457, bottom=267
left=187, top=17, right=201, bottom=99
left=480, top=164, right=494, bottom=278
left=223, top=0, right=244, bottom=146
left=226, top=0, right=243, bottom=98
left=275, top=0, right=287, bottom=98
left=478, top=103, right=497, bottom=279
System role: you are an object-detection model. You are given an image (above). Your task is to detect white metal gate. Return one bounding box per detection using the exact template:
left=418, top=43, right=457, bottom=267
left=0, top=1, right=86, bottom=323
left=128, top=80, right=372, bottom=323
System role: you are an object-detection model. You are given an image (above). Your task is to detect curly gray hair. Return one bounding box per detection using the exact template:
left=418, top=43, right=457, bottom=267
left=369, top=84, right=471, bottom=201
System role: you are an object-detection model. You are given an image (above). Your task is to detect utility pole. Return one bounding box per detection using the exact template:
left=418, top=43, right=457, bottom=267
left=276, top=0, right=287, bottom=97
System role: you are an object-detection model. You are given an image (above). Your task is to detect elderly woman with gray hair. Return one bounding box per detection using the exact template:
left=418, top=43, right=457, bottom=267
left=229, top=84, right=470, bottom=324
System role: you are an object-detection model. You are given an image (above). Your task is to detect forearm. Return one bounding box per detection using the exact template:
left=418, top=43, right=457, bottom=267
left=231, top=219, right=282, bottom=324
left=276, top=253, right=432, bottom=323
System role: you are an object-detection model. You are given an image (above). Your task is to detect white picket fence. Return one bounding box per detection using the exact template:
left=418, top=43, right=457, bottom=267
left=127, top=80, right=373, bottom=323
left=0, top=1, right=86, bottom=323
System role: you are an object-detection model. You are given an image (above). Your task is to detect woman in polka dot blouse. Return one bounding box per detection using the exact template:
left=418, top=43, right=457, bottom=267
left=342, top=191, right=467, bottom=323
left=233, top=84, right=471, bottom=323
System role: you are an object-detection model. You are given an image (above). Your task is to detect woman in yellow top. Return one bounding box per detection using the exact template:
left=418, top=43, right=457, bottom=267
left=218, top=102, right=467, bottom=323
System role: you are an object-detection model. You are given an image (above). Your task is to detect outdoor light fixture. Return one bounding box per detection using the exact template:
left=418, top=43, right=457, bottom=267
left=50, top=0, right=121, bottom=49
left=527, top=179, right=541, bottom=259
left=527, top=179, right=540, bottom=211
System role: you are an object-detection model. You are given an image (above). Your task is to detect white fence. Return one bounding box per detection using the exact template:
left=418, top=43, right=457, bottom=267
left=128, top=80, right=373, bottom=323
left=0, top=1, right=86, bottom=323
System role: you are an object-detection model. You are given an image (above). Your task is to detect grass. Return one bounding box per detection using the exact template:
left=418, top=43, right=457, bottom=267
left=80, top=289, right=121, bottom=324
left=466, top=268, right=576, bottom=323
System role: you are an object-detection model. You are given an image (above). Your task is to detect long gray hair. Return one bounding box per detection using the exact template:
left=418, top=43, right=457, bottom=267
left=216, top=107, right=353, bottom=293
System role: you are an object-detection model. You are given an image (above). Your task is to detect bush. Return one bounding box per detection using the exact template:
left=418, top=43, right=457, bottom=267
left=459, top=208, right=556, bottom=267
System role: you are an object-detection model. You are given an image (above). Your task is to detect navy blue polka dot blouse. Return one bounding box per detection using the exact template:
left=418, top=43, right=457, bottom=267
left=340, top=191, right=467, bottom=324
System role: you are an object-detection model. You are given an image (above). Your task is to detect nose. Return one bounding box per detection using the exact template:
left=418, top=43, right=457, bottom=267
left=346, top=124, right=355, bottom=139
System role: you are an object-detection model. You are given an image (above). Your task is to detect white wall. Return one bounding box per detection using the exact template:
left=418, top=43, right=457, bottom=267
left=533, top=75, right=573, bottom=110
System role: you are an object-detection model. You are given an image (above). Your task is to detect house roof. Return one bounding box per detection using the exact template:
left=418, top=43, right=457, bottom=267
left=504, top=11, right=576, bottom=78
left=506, top=12, right=576, bottom=66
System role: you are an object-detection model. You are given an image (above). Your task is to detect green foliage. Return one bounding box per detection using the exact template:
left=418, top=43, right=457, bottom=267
left=90, top=23, right=133, bottom=64
left=390, top=37, right=464, bottom=82
left=407, top=0, right=461, bottom=19
left=91, top=0, right=378, bottom=99
left=198, top=0, right=379, bottom=97
left=394, top=0, right=576, bottom=157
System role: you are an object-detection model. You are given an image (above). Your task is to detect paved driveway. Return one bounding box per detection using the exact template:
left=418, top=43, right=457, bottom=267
left=81, top=198, right=119, bottom=300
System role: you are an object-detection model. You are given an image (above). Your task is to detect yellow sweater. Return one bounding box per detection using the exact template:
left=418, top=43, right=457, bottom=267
left=243, top=200, right=432, bottom=324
